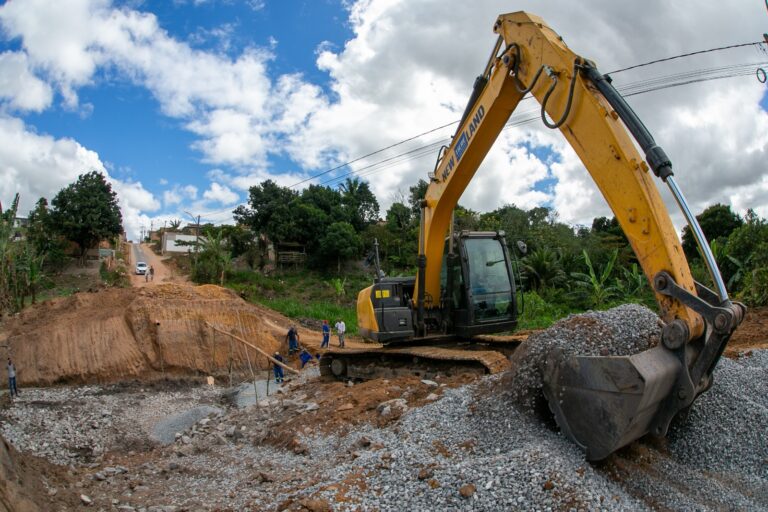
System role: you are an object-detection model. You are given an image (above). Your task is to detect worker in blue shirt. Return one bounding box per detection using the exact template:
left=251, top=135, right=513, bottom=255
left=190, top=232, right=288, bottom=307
left=273, top=352, right=285, bottom=384
left=285, top=325, right=300, bottom=355
left=321, top=319, right=330, bottom=348
left=299, top=348, right=314, bottom=368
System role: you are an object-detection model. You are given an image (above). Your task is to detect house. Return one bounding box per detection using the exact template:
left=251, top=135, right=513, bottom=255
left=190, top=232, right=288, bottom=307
left=161, top=231, right=203, bottom=255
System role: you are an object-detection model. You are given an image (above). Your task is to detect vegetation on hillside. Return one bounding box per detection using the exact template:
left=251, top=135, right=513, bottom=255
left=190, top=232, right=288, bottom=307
left=1, top=172, right=125, bottom=314
left=180, top=177, right=767, bottom=333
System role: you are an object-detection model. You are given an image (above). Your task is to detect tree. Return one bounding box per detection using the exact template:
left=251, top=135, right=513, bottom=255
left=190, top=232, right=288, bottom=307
left=191, top=228, right=232, bottom=285
left=521, top=248, right=566, bottom=291
left=682, top=204, right=742, bottom=260
left=27, top=197, right=66, bottom=271
left=234, top=180, right=298, bottom=244
left=0, top=194, right=20, bottom=312
left=386, top=202, right=411, bottom=232
left=408, top=179, right=429, bottom=217
left=340, top=177, right=379, bottom=231
left=169, top=219, right=182, bottom=230
left=49, top=171, right=123, bottom=263
left=317, top=221, right=361, bottom=273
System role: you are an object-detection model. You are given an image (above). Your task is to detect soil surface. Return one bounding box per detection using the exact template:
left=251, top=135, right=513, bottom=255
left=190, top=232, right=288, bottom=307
left=724, top=305, right=768, bottom=356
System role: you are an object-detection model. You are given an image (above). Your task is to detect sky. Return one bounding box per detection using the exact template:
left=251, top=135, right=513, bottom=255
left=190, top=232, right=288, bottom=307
left=0, top=0, right=766, bottom=242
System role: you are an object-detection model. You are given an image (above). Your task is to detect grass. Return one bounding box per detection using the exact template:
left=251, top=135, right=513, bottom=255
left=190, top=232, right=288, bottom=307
left=225, top=268, right=370, bottom=334
left=260, top=297, right=358, bottom=332
left=220, top=267, right=660, bottom=336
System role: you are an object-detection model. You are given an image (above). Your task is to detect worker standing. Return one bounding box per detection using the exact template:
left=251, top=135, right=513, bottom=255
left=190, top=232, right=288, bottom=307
left=334, top=318, right=346, bottom=348
left=7, top=358, right=18, bottom=398
left=321, top=320, right=330, bottom=349
left=285, top=325, right=300, bottom=355
left=273, top=352, right=285, bottom=384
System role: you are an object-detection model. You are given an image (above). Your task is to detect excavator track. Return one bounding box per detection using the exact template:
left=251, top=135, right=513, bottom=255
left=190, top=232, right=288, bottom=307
left=320, top=345, right=512, bottom=380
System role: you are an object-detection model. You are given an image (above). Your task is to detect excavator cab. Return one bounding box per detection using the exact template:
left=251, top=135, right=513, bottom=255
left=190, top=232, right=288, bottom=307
left=357, top=231, right=518, bottom=343
left=442, top=231, right=518, bottom=337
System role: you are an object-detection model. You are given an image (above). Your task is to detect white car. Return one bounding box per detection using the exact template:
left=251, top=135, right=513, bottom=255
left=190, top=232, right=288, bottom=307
left=135, top=262, right=148, bottom=275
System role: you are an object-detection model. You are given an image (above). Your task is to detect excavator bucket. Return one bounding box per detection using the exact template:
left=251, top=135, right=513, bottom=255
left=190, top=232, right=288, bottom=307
left=543, top=293, right=745, bottom=461
left=543, top=346, right=680, bottom=461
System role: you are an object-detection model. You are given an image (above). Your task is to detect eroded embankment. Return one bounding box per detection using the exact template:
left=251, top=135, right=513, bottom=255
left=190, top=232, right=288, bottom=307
left=0, top=284, right=284, bottom=386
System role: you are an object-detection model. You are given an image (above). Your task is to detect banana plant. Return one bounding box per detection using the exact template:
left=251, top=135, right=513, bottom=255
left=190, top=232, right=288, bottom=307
left=329, top=277, right=347, bottom=304
left=570, top=249, right=619, bottom=308
left=615, top=262, right=646, bottom=297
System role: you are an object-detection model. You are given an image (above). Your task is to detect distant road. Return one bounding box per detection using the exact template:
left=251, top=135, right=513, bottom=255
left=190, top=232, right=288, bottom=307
left=129, top=242, right=185, bottom=287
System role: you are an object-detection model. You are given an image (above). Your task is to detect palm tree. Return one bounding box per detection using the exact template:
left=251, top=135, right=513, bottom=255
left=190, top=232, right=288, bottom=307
left=521, top=247, right=567, bottom=291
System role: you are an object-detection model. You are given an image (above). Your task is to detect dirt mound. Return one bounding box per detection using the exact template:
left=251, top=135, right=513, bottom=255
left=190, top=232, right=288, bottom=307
left=0, top=284, right=292, bottom=386
left=0, top=432, right=80, bottom=512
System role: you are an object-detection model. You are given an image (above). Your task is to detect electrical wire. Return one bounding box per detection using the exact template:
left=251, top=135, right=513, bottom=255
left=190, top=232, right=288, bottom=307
left=203, top=42, right=767, bottom=215
left=313, top=61, right=766, bottom=188
left=288, top=43, right=766, bottom=190
left=607, top=41, right=764, bottom=74
left=287, top=119, right=459, bottom=188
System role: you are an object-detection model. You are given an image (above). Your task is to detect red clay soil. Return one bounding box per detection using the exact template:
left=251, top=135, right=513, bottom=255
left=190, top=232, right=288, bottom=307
left=0, top=429, right=79, bottom=512
left=0, top=284, right=306, bottom=387
left=724, top=305, right=768, bottom=356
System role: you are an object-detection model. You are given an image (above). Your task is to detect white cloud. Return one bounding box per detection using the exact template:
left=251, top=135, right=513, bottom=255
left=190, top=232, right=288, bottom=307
left=291, top=0, right=768, bottom=227
left=202, top=182, right=239, bottom=204
left=0, top=51, right=53, bottom=111
left=0, top=114, right=158, bottom=241
left=0, top=0, right=766, bottom=238
left=0, top=0, right=274, bottom=160
left=162, top=184, right=198, bottom=206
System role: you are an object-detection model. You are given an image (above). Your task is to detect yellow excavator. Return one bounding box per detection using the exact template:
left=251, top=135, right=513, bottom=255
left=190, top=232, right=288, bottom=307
left=320, top=12, right=745, bottom=460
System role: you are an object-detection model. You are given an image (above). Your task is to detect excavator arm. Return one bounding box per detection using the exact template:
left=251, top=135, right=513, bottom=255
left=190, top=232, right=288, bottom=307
left=414, top=12, right=745, bottom=459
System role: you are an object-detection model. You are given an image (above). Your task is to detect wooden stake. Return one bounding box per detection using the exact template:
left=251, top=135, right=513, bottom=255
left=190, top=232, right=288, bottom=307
left=205, top=322, right=299, bottom=374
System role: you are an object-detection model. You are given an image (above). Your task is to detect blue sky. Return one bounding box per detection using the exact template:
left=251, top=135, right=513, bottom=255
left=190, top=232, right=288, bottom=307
left=1, top=0, right=766, bottom=240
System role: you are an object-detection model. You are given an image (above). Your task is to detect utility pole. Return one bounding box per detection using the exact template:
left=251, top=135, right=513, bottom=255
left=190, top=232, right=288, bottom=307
left=184, top=211, right=201, bottom=252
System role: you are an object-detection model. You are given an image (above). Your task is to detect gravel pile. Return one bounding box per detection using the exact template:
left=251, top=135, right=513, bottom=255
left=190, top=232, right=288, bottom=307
left=291, top=351, right=767, bottom=511
left=507, top=303, right=661, bottom=410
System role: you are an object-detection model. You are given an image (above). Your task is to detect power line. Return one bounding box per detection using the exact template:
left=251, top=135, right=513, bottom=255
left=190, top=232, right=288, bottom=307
left=288, top=41, right=765, bottom=190
left=313, top=60, right=766, bottom=188
left=287, top=119, right=460, bottom=188
left=607, top=41, right=764, bottom=74
left=202, top=43, right=766, bottom=217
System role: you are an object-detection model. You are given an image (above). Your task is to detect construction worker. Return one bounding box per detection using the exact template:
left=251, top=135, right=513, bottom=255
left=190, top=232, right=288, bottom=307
left=285, top=325, right=300, bottom=355
left=273, top=352, right=285, bottom=384
left=6, top=358, right=18, bottom=398
left=299, top=348, right=314, bottom=368
left=321, top=319, right=330, bottom=348
left=334, top=318, right=346, bottom=348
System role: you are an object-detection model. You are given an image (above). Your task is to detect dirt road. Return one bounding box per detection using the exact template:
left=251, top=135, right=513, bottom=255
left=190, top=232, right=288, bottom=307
left=129, top=242, right=186, bottom=287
